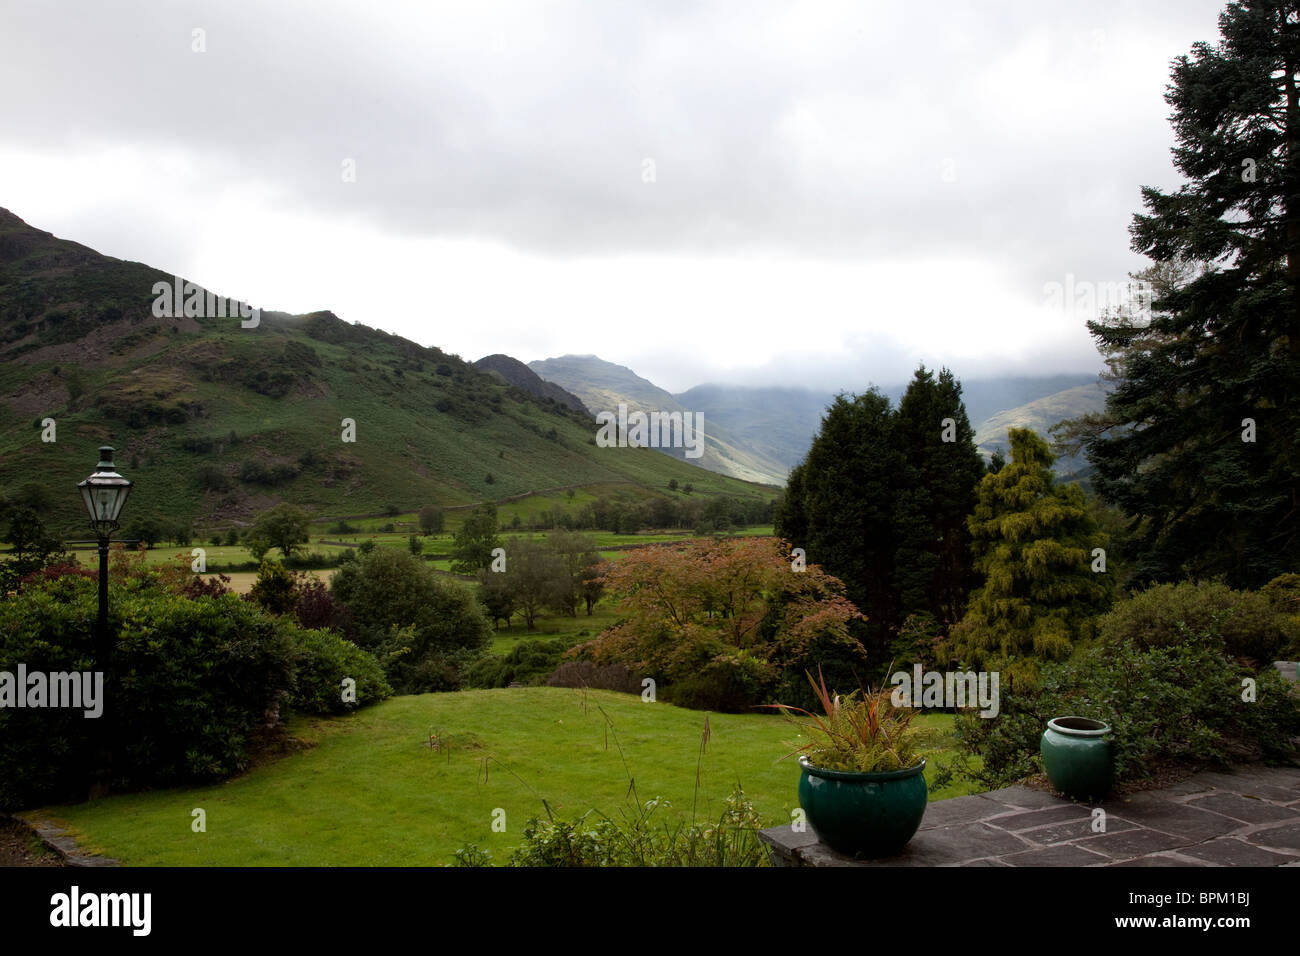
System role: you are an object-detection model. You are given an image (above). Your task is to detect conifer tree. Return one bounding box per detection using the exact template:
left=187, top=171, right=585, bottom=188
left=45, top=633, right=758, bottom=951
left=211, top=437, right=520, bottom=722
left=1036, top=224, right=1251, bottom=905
left=951, top=429, right=1114, bottom=685
left=1074, top=0, right=1300, bottom=586
left=775, top=371, right=985, bottom=663
left=892, top=366, right=986, bottom=625
left=774, top=390, right=902, bottom=659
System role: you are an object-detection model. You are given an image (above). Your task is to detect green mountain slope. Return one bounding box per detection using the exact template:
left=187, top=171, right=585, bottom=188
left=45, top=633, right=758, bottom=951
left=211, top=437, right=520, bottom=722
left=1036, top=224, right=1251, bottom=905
left=973, top=382, right=1110, bottom=474
left=0, top=209, right=773, bottom=535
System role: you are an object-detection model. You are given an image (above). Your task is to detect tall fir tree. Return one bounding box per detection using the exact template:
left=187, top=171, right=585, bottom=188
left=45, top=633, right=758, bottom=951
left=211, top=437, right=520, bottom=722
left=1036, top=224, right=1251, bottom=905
left=892, top=366, right=987, bottom=626
left=774, top=390, right=902, bottom=662
left=1074, top=0, right=1300, bottom=587
left=774, top=370, right=985, bottom=665
left=951, top=429, right=1114, bottom=687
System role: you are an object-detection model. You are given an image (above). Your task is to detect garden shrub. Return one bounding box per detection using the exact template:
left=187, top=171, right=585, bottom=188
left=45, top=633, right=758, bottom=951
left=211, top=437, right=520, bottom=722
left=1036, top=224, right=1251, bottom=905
left=243, top=561, right=348, bottom=633
left=1261, top=572, right=1300, bottom=616
left=663, top=651, right=777, bottom=712
left=953, top=635, right=1300, bottom=791
left=248, top=559, right=298, bottom=615
left=0, top=575, right=295, bottom=809
left=1096, top=580, right=1296, bottom=665
left=294, top=575, right=349, bottom=632
left=330, top=547, right=492, bottom=693
left=1261, top=573, right=1300, bottom=659
left=375, top=630, right=482, bottom=693
left=287, top=626, right=391, bottom=714
left=886, top=612, right=947, bottom=675
left=462, top=639, right=567, bottom=689
left=766, top=615, right=872, bottom=714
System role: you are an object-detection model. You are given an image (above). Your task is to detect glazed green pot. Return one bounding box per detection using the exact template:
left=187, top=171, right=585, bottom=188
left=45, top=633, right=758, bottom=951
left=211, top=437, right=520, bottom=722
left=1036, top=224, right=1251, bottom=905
left=797, top=756, right=928, bottom=858
left=1040, top=716, right=1113, bottom=801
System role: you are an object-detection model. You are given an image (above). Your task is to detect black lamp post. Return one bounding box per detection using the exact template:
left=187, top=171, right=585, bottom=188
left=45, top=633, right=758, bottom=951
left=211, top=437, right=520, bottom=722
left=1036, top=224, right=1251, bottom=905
left=77, top=446, right=130, bottom=796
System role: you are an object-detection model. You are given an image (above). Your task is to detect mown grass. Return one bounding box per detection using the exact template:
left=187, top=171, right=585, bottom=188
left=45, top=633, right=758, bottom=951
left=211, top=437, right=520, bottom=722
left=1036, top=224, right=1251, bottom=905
left=33, top=689, right=980, bottom=866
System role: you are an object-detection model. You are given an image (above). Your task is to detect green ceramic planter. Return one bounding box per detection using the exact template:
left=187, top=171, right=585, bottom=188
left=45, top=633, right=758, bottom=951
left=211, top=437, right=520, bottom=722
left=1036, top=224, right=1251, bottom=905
left=1040, top=716, right=1113, bottom=801
left=797, top=756, right=928, bottom=858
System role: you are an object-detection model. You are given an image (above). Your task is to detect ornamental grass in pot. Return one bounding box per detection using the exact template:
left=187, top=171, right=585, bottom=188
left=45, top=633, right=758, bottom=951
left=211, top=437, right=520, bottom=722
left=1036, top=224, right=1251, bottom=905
left=766, top=668, right=928, bottom=858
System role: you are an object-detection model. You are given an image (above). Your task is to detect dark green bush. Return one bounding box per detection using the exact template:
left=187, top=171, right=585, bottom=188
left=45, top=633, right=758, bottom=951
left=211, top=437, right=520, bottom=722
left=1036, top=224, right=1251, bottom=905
left=287, top=627, right=391, bottom=714
left=1261, top=573, right=1300, bottom=616
left=463, top=639, right=567, bottom=689
left=953, top=636, right=1300, bottom=791
left=330, top=548, right=492, bottom=693
left=1261, top=573, right=1300, bottom=660
left=0, top=575, right=295, bottom=809
left=248, top=559, right=297, bottom=615
left=663, top=653, right=776, bottom=712
left=1097, top=580, right=1296, bottom=664
left=376, top=636, right=480, bottom=693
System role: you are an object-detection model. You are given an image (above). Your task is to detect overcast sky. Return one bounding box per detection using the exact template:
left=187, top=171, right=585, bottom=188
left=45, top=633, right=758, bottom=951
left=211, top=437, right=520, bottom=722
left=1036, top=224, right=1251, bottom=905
left=0, top=0, right=1227, bottom=393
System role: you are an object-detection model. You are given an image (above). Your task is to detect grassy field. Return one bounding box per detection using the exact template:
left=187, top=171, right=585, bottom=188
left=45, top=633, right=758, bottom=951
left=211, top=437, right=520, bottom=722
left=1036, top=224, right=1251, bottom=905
left=57, top=526, right=777, bottom=573
left=29, top=689, right=981, bottom=866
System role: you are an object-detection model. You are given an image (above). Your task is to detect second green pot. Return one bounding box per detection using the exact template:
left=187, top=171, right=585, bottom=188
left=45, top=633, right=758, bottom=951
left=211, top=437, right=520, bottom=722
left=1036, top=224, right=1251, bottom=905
left=1040, top=716, right=1113, bottom=801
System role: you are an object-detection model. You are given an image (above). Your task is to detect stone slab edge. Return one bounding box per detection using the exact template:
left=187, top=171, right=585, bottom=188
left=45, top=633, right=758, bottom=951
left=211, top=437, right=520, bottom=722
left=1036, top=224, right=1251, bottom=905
left=4, top=812, right=120, bottom=867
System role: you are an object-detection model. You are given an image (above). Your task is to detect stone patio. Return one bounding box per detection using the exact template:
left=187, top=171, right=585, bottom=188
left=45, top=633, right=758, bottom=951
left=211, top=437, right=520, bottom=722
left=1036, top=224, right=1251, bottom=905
left=760, top=764, right=1300, bottom=866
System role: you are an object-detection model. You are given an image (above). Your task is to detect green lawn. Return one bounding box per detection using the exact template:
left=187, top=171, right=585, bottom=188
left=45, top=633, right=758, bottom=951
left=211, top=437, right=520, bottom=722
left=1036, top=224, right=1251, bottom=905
left=30, top=689, right=980, bottom=866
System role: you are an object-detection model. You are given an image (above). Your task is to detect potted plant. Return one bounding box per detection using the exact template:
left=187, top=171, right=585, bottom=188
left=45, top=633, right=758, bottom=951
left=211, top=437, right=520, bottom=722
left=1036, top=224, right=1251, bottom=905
left=766, top=668, right=928, bottom=859
left=1040, top=716, right=1113, bottom=801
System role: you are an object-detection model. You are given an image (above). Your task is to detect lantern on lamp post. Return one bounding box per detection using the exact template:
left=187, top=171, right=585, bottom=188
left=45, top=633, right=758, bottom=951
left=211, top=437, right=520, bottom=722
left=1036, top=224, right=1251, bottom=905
left=77, top=446, right=131, bottom=683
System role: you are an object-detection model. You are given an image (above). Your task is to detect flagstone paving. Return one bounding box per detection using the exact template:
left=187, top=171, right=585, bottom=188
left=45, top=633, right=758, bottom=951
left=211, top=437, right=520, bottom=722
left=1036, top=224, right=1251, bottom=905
left=759, top=765, right=1300, bottom=867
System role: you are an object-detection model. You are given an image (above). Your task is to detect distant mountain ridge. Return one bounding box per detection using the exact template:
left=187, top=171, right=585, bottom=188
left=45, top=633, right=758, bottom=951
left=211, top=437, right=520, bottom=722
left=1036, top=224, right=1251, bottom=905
left=531, top=356, right=1106, bottom=481
left=529, top=355, right=791, bottom=486
left=473, top=354, right=590, bottom=416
